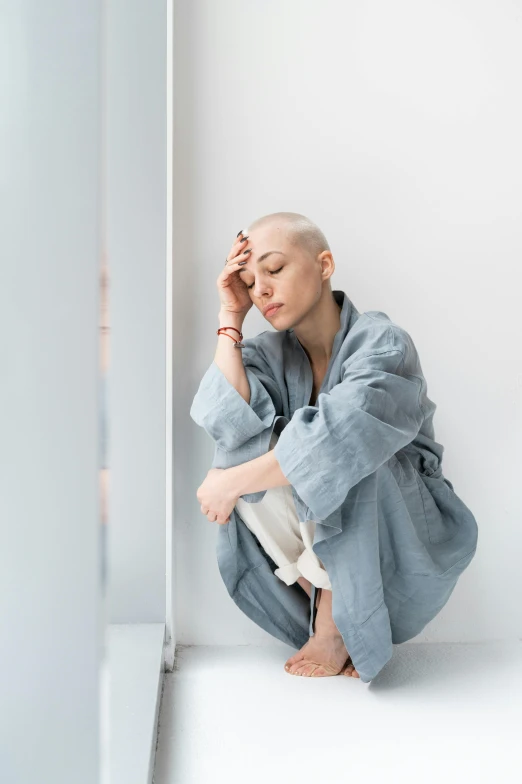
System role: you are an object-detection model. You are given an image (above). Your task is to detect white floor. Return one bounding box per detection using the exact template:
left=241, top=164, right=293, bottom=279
left=153, top=641, right=522, bottom=784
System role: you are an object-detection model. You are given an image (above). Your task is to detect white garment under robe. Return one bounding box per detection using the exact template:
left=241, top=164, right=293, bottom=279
left=234, top=430, right=332, bottom=591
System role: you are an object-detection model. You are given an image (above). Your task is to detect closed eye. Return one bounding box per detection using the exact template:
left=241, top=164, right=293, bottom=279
left=246, top=267, right=283, bottom=290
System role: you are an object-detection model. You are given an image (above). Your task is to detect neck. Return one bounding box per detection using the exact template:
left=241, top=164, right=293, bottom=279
left=293, top=290, right=342, bottom=368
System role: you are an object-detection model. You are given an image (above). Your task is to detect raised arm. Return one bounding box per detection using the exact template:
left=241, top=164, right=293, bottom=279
left=214, top=309, right=251, bottom=403
left=190, top=315, right=283, bottom=452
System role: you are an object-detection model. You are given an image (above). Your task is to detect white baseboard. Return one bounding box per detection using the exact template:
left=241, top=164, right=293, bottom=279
left=102, top=623, right=166, bottom=784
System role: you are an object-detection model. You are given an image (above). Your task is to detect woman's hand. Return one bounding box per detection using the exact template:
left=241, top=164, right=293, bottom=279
left=217, top=230, right=254, bottom=317
left=197, top=468, right=240, bottom=525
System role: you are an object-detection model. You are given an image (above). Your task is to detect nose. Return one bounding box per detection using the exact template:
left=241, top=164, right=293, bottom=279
left=252, top=276, right=273, bottom=299
left=254, top=285, right=270, bottom=299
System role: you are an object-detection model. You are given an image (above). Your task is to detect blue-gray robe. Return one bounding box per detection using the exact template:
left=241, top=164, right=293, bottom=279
left=190, top=290, right=478, bottom=682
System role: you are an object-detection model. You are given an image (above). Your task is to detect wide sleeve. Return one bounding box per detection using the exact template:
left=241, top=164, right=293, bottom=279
left=189, top=339, right=283, bottom=452
left=272, top=347, right=425, bottom=520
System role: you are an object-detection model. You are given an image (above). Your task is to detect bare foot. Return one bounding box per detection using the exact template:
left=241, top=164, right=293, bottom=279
left=284, top=587, right=360, bottom=677
left=284, top=631, right=351, bottom=676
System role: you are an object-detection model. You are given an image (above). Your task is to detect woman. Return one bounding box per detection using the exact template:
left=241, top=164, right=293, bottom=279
left=191, top=212, right=478, bottom=682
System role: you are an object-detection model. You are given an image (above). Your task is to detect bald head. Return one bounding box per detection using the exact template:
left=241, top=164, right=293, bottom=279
left=245, top=212, right=330, bottom=264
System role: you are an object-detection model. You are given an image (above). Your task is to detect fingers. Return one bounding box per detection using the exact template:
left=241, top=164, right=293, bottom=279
left=230, top=228, right=249, bottom=256
left=200, top=504, right=230, bottom=525
left=224, top=246, right=251, bottom=270
left=219, top=251, right=252, bottom=288
left=224, top=231, right=252, bottom=267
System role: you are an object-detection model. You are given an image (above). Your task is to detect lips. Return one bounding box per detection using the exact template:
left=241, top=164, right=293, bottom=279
left=263, top=303, right=283, bottom=317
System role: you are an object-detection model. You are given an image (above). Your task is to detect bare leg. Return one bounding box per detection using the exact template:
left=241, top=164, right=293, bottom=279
left=296, top=576, right=323, bottom=611
left=284, top=587, right=360, bottom=678
left=296, top=575, right=312, bottom=598
left=314, top=589, right=359, bottom=677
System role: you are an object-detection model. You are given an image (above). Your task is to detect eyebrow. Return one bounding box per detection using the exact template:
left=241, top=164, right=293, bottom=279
left=238, top=250, right=286, bottom=272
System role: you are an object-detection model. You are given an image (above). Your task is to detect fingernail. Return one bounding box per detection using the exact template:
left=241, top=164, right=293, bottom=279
left=238, top=261, right=247, bottom=265
left=236, top=229, right=244, bottom=237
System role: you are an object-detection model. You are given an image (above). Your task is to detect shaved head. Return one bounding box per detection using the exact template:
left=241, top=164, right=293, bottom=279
left=245, top=212, right=330, bottom=264
left=235, top=212, right=340, bottom=361
left=237, top=211, right=338, bottom=331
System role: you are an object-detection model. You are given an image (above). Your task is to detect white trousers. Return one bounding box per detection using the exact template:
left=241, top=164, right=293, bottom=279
left=234, top=430, right=332, bottom=591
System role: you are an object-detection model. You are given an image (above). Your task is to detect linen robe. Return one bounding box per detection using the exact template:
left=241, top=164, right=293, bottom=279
left=190, top=289, right=479, bottom=682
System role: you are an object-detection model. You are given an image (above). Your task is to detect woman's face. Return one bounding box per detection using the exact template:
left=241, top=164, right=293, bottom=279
left=237, top=224, right=328, bottom=329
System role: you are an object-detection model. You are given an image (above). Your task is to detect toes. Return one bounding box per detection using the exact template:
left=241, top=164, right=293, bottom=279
left=284, top=652, right=305, bottom=672
left=292, top=662, right=311, bottom=676
left=291, top=659, right=323, bottom=676
left=300, top=661, right=339, bottom=677
left=300, top=662, right=320, bottom=677
left=340, top=658, right=355, bottom=676
left=341, top=663, right=360, bottom=678
left=284, top=651, right=358, bottom=678
left=287, top=659, right=306, bottom=675
left=287, top=659, right=349, bottom=677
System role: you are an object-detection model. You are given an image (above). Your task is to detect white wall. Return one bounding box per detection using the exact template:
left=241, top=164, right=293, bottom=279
left=0, top=1, right=102, bottom=781
left=176, top=0, right=522, bottom=645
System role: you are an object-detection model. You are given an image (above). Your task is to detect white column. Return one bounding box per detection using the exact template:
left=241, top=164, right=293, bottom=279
left=105, top=0, right=169, bottom=628
left=0, top=2, right=102, bottom=782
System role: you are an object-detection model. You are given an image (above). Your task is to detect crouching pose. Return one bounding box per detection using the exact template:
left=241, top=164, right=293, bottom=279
left=190, top=211, right=478, bottom=683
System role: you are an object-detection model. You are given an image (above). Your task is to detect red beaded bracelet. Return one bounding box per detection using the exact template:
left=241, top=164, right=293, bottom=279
left=217, top=326, right=245, bottom=348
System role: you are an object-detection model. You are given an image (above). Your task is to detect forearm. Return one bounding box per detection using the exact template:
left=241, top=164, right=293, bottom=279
left=226, top=448, right=291, bottom=496
left=215, top=311, right=251, bottom=404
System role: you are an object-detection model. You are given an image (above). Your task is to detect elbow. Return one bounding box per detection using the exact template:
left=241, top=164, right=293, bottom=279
left=190, top=410, right=254, bottom=452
